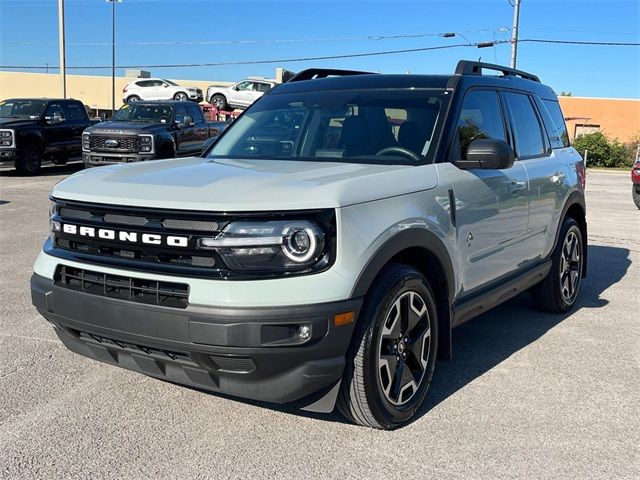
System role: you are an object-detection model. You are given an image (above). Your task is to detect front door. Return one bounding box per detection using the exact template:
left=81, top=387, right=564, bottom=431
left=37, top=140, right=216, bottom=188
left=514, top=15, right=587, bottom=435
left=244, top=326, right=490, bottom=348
left=42, top=102, right=72, bottom=157
left=446, top=89, right=530, bottom=295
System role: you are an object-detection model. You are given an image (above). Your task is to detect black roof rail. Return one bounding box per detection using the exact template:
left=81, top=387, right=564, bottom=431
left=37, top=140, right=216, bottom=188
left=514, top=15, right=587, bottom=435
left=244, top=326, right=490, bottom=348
left=455, top=60, right=540, bottom=83
left=287, top=68, right=376, bottom=82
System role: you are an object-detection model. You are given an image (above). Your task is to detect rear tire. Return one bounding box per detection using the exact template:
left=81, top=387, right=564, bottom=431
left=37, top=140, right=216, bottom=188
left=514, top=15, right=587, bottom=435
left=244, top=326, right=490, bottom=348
left=337, top=263, right=438, bottom=429
left=210, top=94, right=228, bottom=111
left=16, top=143, right=42, bottom=175
left=633, top=185, right=640, bottom=209
left=532, top=217, right=584, bottom=313
left=126, top=95, right=140, bottom=103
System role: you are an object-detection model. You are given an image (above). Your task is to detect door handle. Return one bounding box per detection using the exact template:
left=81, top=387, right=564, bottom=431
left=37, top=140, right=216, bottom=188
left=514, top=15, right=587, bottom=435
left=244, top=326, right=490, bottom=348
left=550, top=171, right=566, bottom=184
left=509, top=179, right=527, bottom=195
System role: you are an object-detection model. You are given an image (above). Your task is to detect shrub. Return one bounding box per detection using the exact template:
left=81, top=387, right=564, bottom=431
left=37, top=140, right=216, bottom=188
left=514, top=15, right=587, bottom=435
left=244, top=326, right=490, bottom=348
left=572, top=131, right=636, bottom=168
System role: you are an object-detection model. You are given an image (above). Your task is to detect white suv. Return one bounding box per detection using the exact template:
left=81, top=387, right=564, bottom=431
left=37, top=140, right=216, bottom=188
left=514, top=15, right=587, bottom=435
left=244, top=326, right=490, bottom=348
left=123, top=79, right=203, bottom=104
left=207, top=78, right=276, bottom=111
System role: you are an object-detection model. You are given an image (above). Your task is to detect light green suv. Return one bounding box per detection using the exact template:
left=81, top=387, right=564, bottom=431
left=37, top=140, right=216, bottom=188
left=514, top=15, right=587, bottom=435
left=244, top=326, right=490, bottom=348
left=31, top=62, right=587, bottom=429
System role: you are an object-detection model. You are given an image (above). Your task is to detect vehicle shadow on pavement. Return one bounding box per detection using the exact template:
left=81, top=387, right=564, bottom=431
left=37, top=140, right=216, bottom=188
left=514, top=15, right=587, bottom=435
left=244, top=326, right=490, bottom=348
left=0, top=162, right=84, bottom=177
left=417, top=244, right=631, bottom=420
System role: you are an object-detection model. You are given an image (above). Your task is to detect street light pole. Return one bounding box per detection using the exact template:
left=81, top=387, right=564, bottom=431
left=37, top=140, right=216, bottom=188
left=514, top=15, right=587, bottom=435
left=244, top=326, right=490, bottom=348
left=510, top=0, right=522, bottom=68
left=58, top=0, right=66, bottom=97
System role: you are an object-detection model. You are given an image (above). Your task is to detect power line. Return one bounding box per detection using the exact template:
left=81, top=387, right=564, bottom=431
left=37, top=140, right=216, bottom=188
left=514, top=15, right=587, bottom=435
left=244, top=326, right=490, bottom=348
left=1, top=27, right=511, bottom=46
left=0, top=38, right=637, bottom=71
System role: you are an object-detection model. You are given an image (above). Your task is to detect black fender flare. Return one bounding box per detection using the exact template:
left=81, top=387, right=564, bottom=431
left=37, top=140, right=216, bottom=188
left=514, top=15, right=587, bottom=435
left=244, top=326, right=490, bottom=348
left=554, top=190, right=588, bottom=277
left=16, top=129, right=45, bottom=150
left=350, top=228, right=455, bottom=302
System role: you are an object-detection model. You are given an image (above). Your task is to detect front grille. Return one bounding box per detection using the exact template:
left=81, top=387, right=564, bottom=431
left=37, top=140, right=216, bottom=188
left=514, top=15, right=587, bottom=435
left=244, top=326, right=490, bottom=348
left=55, top=265, right=189, bottom=309
left=48, top=198, right=335, bottom=279
left=89, top=135, right=138, bottom=152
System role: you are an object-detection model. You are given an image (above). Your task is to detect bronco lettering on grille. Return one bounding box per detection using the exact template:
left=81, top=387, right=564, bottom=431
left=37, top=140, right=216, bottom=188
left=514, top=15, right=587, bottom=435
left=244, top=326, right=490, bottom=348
left=61, top=223, right=189, bottom=247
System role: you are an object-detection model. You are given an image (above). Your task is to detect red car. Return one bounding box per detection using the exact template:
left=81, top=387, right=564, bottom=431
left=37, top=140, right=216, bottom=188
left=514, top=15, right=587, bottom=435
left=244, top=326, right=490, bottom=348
left=633, top=156, right=640, bottom=209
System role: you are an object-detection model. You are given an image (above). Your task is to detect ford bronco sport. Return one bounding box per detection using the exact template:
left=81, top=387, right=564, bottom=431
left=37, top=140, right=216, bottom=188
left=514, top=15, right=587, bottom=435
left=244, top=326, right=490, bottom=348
left=31, top=61, right=587, bottom=429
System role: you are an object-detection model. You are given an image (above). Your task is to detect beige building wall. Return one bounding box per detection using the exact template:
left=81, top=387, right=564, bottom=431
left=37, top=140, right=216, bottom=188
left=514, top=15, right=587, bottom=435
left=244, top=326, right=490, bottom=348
left=0, top=71, right=233, bottom=111
left=558, top=96, right=640, bottom=143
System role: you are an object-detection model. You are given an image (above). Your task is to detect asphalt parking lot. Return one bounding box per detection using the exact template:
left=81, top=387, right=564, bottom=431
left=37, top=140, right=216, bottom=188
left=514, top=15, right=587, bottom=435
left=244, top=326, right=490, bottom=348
left=0, top=165, right=638, bottom=479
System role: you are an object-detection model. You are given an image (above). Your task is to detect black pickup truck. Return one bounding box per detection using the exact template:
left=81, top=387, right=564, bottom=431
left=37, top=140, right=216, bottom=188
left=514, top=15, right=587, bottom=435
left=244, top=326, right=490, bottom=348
left=82, top=101, right=224, bottom=167
left=0, top=98, right=98, bottom=175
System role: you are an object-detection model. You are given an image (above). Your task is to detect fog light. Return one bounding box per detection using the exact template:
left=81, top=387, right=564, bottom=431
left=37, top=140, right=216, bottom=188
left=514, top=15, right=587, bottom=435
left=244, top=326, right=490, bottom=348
left=296, top=325, right=311, bottom=340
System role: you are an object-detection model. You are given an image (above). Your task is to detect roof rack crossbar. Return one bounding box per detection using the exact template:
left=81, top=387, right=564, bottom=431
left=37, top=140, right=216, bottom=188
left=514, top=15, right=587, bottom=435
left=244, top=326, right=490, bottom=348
left=287, top=68, right=376, bottom=83
left=455, top=60, right=540, bottom=83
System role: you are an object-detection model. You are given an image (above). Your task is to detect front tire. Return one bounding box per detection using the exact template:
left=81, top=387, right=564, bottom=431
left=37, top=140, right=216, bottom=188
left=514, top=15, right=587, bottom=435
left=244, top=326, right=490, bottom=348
left=174, top=92, right=188, bottom=101
left=16, top=143, right=42, bottom=175
left=532, top=217, right=584, bottom=313
left=337, top=264, right=438, bottom=429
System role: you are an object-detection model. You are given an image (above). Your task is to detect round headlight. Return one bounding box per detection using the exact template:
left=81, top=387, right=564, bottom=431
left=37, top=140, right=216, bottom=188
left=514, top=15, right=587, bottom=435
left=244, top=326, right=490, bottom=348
left=282, top=226, right=317, bottom=263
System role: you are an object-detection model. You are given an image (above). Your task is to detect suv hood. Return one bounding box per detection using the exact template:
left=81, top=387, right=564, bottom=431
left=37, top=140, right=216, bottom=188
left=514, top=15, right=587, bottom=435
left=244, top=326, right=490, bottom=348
left=87, top=121, right=166, bottom=134
left=52, top=157, right=438, bottom=210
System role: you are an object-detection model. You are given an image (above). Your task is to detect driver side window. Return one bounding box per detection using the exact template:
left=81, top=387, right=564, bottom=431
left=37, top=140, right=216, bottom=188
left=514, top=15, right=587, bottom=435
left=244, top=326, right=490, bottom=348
left=454, top=90, right=506, bottom=160
left=44, top=103, right=65, bottom=123
left=236, top=81, right=252, bottom=91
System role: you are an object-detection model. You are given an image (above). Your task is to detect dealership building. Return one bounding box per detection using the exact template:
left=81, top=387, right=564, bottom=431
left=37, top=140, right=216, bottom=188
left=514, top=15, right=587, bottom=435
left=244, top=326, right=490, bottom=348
left=1, top=70, right=638, bottom=143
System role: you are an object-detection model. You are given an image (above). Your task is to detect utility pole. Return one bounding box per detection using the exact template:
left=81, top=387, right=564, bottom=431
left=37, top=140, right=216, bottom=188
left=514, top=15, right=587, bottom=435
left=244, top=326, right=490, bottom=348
left=58, top=0, right=66, bottom=97
left=106, top=0, right=122, bottom=116
left=510, top=0, right=521, bottom=68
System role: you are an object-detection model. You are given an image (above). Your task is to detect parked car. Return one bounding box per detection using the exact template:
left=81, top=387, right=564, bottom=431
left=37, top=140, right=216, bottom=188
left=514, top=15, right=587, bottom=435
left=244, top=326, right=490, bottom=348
left=32, top=62, right=588, bottom=429
left=632, top=155, right=640, bottom=208
left=82, top=101, right=222, bottom=166
left=0, top=98, right=98, bottom=175
left=207, top=78, right=276, bottom=111
left=122, top=79, right=203, bottom=104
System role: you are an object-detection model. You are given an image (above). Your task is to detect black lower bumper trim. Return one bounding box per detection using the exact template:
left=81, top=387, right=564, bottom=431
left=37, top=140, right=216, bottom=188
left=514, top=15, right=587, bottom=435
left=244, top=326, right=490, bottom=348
left=31, top=273, right=361, bottom=409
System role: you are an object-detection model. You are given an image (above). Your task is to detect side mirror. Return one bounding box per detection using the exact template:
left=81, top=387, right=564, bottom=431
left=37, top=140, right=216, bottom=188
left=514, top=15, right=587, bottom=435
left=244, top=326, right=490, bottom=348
left=183, top=116, right=193, bottom=127
left=234, top=86, right=240, bottom=91
left=455, top=139, right=515, bottom=170
left=163, top=84, right=169, bottom=88
left=47, top=113, right=64, bottom=125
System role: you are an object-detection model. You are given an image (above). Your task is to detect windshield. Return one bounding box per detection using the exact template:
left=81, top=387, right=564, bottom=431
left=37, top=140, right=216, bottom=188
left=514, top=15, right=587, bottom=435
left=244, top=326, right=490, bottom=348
left=0, top=99, right=47, bottom=118
left=207, top=89, right=447, bottom=165
left=163, top=79, right=178, bottom=86
left=112, top=104, right=174, bottom=123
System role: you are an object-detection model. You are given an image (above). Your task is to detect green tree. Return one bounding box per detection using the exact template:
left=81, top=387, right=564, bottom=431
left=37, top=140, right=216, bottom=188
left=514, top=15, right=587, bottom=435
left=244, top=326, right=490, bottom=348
left=572, top=131, right=635, bottom=168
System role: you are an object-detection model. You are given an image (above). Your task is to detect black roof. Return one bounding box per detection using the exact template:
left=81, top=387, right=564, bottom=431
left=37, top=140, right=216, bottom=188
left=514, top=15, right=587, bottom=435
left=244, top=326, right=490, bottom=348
left=270, top=61, right=557, bottom=100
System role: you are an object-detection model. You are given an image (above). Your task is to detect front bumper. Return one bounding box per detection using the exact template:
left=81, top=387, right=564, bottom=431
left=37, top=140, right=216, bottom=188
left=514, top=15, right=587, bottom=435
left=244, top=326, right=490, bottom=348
left=83, top=151, right=155, bottom=166
left=188, top=92, right=204, bottom=102
left=0, top=149, right=18, bottom=165
left=31, top=273, right=361, bottom=411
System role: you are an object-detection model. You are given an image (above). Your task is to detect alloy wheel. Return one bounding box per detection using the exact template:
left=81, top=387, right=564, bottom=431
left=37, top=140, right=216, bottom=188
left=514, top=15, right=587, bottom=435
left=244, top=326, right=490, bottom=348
left=377, top=291, right=431, bottom=406
left=560, top=230, right=582, bottom=303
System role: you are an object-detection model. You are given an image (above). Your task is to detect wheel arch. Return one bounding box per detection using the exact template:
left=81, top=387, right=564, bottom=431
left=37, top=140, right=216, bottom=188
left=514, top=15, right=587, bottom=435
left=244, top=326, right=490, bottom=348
left=351, top=229, right=455, bottom=361
left=17, top=130, right=44, bottom=149
left=557, top=191, right=588, bottom=278
left=157, top=139, right=176, bottom=157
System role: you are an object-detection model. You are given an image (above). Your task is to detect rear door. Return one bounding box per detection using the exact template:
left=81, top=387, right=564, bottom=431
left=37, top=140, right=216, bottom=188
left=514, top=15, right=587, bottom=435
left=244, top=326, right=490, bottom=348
left=186, top=103, right=209, bottom=152
left=446, top=89, right=530, bottom=295
left=62, top=101, right=88, bottom=158
left=508, top=93, right=575, bottom=259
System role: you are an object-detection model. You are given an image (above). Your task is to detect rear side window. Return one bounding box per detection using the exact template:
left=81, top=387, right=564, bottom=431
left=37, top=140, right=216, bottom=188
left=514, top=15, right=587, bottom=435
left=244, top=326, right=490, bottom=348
left=187, top=104, right=204, bottom=123
left=540, top=99, right=570, bottom=148
left=65, top=103, right=85, bottom=120
left=503, top=92, right=546, bottom=158
left=135, top=80, right=152, bottom=88
left=454, top=90, right=506, bottom=160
